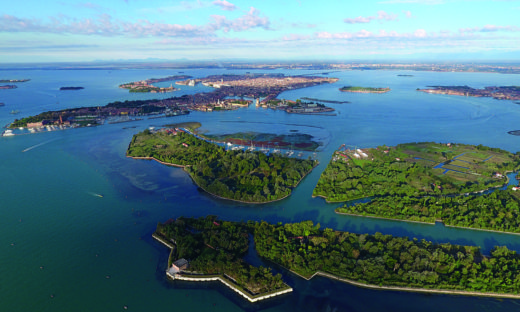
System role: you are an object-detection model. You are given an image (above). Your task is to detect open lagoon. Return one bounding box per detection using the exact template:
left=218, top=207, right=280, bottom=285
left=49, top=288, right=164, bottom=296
left=2, top=68, right=520, bottom=311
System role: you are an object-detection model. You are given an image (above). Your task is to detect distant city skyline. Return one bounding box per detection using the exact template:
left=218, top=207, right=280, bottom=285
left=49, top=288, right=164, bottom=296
left=1, top=0, right=520, bottom=63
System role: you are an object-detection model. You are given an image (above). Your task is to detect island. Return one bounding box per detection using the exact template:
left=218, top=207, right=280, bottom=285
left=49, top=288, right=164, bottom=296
left=153, top=216, right=292, bottom=302
left=418, top=85, right=520, bottom=101
left=258, top=99, right=335, bottom=115
left=119, top=75, right=191, bottom=93
left=6, top=97, right=190, bottom=130
left=60, top=87, right=84, bottom=91
left=127, top=127, right=317, bottom=203
left=7, top=73, right=338, bottom=133
left=339, top=86, right=390, bottom=93
left=0, top=85, right=17, bottom=90
left=313, top=142, right=520, bottom=202
left=156, top=217, right=520, bottom=299
left=0, top=79, right=30, bottom=83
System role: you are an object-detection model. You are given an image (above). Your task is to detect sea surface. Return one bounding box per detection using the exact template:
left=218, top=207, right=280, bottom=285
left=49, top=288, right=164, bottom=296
left=2, top=68, right=520, bottom=311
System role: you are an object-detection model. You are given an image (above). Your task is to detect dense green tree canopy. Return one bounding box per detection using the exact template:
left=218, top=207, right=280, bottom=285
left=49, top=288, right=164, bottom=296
left=253, top=220, right=520, bottom=294
left=128, top=129, right=316, bottom=203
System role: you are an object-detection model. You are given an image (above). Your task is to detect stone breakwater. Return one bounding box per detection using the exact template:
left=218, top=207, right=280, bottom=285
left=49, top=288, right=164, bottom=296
left=154, top=234, right=293, bottom=303
left=166, top=271, right=293, bottom=302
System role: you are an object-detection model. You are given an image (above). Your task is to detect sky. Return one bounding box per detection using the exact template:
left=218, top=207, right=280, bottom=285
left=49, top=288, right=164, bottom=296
left=1, top=0, right=520, bottom=63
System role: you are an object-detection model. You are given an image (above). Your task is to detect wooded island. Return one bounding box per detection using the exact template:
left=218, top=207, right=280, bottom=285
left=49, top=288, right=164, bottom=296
left=339, top=86, right=390, bottom=93
left=156, top=217, right=520, bottom=299
left=127, top=128, right=316, bottom=203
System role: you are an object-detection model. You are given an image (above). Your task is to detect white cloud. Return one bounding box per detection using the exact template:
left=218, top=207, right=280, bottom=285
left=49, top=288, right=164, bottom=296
left=210, top=7, right=270, bottom=32
left=378, top=0, right=444, bottom=4
left=344, top=11, right=399, bottom=24
left=0, top=8, right=271, bottom=38
left=212, top=0, right=238, bottom=11
left=403, top=10, right=413, bottom=18
left=459, top=24, right=520, bottom=33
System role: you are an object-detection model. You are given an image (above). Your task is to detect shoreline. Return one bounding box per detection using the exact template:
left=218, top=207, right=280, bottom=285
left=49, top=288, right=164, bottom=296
left=126, top=154, right=318, bottom=205
left=260, top=249, right=520, bottom=300
left=301, top=271, right=520, bottom=299
left=334, top=210, right=436, bottom=225
left=335, top=207, right=520, bottom=235
left=442, top=223, right=520, bottom=236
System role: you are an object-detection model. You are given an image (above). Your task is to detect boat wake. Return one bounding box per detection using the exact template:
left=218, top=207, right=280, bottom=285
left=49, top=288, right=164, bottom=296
left=87, top=192, right=104, bottom=198
left=22, top=138, right=60, bottom=152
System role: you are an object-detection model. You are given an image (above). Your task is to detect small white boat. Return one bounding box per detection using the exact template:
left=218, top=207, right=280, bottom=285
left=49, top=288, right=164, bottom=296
left=2, top=129, right=14, bottom=136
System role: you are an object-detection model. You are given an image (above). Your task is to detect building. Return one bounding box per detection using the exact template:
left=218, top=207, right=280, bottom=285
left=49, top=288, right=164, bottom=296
left=27, top=121, right=43, bottom=128
left=171, top=258, right=189, bottom=273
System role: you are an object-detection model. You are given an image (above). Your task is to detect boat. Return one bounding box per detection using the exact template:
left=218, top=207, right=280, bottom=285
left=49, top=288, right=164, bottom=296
left=2, top=129, right=14, bottom=136
left=260, top=145, right=269, bottom=154
left=0, top=102, right=5, bottom=106
left=10, top=110, right=19, bottom=114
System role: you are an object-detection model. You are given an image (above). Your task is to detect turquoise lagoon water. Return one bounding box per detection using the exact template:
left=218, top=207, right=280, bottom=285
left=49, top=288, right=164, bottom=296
left=2, top=68, right=520, bottom=311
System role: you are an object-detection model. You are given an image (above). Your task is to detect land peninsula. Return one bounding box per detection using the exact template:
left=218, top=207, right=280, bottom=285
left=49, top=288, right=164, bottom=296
left=418, top=86, right=520, bottom=101
left=153, top=216, right=292, bottom=302
left=339, top=86, right=390, bottom=93
left=0, top=79, right=29, bottom=83
left=313, top=142, right=520, bottom=203
left=119, top=75, right=191, bottom=93
left=156, top=217, right=520, bottom=299
left=6, top=73, right=337, bottom=133
left=127, top=127, right=317, bottom=203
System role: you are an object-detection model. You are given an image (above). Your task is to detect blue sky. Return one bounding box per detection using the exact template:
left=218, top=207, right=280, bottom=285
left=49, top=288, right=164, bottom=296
left=1, top=0, right=520, bottom=62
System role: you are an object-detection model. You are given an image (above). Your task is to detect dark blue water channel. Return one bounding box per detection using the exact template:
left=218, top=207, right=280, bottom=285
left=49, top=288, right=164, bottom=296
left=2, top=68, right=520, bottom=311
